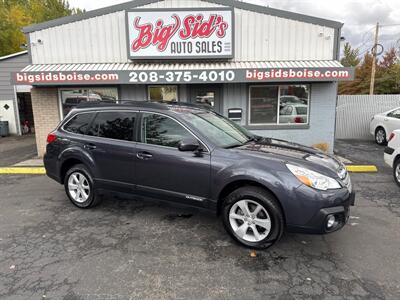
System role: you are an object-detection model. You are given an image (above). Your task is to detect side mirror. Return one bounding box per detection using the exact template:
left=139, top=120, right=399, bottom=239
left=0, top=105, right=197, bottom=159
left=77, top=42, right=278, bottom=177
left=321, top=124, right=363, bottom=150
left=178, top=138, right=200, bottom=152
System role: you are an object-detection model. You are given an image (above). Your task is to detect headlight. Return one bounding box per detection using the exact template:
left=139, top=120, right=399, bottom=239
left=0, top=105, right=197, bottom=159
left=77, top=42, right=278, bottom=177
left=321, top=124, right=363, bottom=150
left=286, top=164, right=341, bottom=190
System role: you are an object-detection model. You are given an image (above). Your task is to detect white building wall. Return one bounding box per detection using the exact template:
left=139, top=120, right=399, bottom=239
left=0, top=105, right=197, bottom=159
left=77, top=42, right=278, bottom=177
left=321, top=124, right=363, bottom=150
left=29, top=0, right=336, bottom=64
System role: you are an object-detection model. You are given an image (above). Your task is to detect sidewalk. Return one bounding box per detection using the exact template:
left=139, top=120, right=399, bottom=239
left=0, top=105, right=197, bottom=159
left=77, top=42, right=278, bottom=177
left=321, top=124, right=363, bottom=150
left=0, top=134, right=37, bottom=167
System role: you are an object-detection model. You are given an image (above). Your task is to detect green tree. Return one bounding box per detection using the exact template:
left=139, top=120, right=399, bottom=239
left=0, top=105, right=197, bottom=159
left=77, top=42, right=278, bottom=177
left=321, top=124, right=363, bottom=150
left=339, top=52, right=374, bottom=95
left=340, top=42, right=361, bottom=67
left=375, top=47, right=400, bottom=94
left=339, top=46, right=400, bottom=95
left=0, top=0, right=83, bottom=56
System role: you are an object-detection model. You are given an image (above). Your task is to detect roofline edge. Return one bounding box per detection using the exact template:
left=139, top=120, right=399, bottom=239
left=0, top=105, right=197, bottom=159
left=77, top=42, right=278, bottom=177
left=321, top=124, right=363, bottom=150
left=22, top=0, right=343, bottom=34
left=0, top=50, right=28, bottom=61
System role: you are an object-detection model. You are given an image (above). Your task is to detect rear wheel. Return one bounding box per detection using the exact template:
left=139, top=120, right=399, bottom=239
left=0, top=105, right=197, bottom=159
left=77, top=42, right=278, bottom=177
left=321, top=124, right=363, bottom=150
left=394, top=159, right=400, bottom=187
left=375, top=127, right=386, bottom=145
left=64, top=164, right=101, bottom=208
left=222, top=186, right=284, bottom=249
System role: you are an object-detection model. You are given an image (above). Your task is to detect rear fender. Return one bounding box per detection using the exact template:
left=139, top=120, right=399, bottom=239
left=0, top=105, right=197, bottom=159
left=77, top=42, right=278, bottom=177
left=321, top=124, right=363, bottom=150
left=58, top=147, right=98, bottom=180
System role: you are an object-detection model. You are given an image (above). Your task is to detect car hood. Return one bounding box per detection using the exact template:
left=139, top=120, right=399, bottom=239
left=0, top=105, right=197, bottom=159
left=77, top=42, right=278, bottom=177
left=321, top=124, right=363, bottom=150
left=235, top=137, right=343, bottom=177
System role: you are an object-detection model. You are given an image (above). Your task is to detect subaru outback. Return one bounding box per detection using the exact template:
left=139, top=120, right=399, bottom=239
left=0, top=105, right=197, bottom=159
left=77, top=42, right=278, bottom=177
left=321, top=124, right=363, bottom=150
left=44, top=101, right=355, bottom=249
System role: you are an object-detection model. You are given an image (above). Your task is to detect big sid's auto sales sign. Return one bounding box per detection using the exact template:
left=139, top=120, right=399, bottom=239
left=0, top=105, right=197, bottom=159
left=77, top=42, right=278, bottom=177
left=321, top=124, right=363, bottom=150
left=126, top=8, right=234, bottom=59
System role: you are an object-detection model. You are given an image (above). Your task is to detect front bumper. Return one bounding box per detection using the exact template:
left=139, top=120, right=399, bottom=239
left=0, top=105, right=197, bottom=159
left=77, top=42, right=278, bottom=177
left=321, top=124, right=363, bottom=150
left=286, top=191, right=355, bottom=234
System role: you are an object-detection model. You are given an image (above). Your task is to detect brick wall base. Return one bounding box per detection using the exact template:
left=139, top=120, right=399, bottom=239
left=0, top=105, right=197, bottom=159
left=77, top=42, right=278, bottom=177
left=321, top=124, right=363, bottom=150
left=31, top=88, right=60, bottom=157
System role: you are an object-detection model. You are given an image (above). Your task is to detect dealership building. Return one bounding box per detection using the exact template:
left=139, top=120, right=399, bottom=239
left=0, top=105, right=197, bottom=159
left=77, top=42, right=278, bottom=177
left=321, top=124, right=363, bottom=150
left=13, top=0, right=353, bottom=156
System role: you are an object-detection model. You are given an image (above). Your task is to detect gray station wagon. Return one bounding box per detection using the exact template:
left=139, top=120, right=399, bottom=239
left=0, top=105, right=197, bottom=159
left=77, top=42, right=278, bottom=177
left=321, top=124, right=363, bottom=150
left=44, top=101, right=355, bottom=249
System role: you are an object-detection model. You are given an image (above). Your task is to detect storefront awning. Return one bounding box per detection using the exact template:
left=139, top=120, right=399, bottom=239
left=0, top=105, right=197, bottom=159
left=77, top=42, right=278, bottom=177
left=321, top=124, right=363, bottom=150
left=12, top=60, right=354, bottom=86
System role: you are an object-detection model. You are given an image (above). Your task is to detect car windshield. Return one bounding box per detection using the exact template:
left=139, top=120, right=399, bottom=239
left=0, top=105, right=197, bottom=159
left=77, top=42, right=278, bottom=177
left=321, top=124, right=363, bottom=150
left=178, top=110, right=254, bottom=148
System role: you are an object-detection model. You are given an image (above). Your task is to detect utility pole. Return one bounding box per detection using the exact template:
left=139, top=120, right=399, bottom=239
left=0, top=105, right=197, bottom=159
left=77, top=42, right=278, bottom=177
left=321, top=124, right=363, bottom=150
left=370, top=22, right=379, bottom=95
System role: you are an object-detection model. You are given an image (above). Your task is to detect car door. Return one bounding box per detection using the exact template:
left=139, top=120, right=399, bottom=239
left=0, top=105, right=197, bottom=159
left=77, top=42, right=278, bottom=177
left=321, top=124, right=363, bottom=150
left=83, top=110, right=137, bottom=192
left=386, top=109, right=400, bottom=134
left=135, top=111, right=211, bottom=207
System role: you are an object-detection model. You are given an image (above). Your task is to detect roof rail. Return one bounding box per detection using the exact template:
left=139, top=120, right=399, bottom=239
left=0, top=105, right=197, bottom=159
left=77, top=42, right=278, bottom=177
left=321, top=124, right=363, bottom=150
left=75, top=100, right=168, bottom=110
left=75, top=100, right=213, bottom=110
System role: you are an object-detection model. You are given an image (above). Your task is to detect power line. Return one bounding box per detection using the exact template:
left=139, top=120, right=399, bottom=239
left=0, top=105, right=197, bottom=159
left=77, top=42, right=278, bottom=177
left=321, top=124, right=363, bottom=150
left=379, top=23, right=400, bottom=27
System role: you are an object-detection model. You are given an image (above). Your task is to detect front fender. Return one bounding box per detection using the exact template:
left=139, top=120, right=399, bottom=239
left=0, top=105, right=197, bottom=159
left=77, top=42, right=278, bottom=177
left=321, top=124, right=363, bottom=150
left=211, top=157, right=302, bottom=208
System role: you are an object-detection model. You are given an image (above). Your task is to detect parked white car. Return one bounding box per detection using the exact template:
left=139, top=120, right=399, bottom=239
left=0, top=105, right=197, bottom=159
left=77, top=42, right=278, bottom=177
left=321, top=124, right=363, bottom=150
left=279, top=104, right=308, bottom=124
left=370, top=107, right=400, bottom=145
left=384, top=129, right=400, bottom=186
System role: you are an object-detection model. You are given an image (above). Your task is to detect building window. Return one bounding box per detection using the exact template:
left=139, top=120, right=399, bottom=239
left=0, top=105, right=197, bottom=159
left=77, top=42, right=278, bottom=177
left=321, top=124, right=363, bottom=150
left=249, top=85, right=310, bottom=125
left=148, top=85, right=178, bottom=102
left=59, top=88, right=118, bottom=117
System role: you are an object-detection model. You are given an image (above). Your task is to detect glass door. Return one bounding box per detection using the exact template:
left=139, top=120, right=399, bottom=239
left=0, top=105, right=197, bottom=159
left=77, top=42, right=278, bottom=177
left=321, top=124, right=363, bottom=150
left=189, top=85, right=222, bottom=113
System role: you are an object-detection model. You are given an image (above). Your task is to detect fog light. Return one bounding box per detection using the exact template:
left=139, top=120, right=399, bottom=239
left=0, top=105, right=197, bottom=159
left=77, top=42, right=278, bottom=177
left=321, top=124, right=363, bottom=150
left=326, top=215, right=336, bottom=229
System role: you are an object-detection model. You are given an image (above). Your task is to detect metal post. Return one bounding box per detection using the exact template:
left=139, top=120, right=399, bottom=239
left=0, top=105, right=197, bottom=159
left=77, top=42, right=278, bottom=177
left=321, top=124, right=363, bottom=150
left=370, top=22, right=379, bottom=95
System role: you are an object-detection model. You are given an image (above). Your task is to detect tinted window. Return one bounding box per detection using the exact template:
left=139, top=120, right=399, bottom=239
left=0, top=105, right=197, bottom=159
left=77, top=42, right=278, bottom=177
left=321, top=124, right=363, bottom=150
left=64, top=113, right=93, bottom=134
left=88, top=112, right=136, bottom=141
left=141, top=113, right=192, bottom=148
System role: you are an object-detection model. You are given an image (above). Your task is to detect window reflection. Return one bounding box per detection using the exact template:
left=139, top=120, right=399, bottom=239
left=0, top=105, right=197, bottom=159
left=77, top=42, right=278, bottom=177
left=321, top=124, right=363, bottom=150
left=142, top=113, right=192, bottom=148
left=249, top=85, right=310, bottom=125
left=60, top=88, right=118, bottom=117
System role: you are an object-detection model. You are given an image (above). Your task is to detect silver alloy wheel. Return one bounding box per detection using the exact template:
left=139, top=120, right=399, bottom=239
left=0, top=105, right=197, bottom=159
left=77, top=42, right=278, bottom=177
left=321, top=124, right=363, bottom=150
left=376, top=129, right=385, bottom=144
left=68, top=172, right=90, bottom=203
left=396, top=164, right=400, bottom=183
left=229, top=199, right=271, bottom=242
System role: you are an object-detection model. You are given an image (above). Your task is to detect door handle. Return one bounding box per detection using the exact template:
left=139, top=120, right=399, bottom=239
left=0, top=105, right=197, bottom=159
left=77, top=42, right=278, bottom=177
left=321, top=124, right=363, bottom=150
left=84, top=143, right=97, bottom=150
left=136, top=152, right=153, bottom=160
left=384, top=118, right=389, bottom=121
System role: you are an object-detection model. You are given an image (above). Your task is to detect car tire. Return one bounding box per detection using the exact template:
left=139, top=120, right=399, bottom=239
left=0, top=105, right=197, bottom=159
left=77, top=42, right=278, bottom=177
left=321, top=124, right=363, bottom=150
left=64, top=164, right=101, bottom=208
left=394, top=159, right=400, bottom=187
left=375, top=127, right=387, bottom=145
left=222, top=186, right=284, bottom=249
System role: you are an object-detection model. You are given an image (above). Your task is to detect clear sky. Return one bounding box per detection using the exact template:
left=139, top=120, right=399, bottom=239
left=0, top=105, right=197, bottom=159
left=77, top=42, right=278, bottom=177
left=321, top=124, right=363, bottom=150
left=68, top=0, right=400, bottom=57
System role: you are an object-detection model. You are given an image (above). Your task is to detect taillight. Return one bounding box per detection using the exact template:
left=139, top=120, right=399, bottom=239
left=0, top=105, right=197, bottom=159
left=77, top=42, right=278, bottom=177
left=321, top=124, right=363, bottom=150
left=294, top=117, right=304, bottom=123
left=47, top=133, right=57, bottom=144
left=388, top=132, right=395, bottom=142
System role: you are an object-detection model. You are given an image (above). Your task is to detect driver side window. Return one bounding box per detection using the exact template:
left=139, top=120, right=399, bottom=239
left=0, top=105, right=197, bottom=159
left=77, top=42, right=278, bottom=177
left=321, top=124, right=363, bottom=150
left=141, top=113, right=193, bottom=148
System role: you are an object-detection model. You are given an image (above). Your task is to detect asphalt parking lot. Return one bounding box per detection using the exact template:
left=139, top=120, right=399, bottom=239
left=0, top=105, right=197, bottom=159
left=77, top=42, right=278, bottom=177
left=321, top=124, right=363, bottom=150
left=0, top=140, right=399, bottom=300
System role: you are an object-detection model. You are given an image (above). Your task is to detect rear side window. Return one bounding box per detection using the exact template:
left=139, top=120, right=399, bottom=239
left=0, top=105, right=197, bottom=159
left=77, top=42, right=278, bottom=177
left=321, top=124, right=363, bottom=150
left=63, top=113, right=93, bottom=134
left=87, top=111, right=136, bottom=141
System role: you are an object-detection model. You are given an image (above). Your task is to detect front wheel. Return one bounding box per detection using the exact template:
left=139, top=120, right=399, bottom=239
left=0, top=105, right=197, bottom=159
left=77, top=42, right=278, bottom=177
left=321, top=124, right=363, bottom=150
left=394, top=159, right=400, bottom=187
left=222, top=186, right=284, bottom=249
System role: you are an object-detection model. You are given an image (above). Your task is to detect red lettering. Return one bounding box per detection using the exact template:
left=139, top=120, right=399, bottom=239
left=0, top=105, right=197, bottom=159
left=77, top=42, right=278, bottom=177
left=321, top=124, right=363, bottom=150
left=131, top=15, right=180, bottom=52
left=179, top=14, right=228, bottom=40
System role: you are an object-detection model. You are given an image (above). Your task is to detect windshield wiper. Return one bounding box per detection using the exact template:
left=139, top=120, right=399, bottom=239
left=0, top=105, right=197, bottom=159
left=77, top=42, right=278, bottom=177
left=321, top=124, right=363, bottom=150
left=245, top=135, right=262, bottom=144
left=225, top=136, right=261, bottom=149
left=224, top=143, right=243, bottom=149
